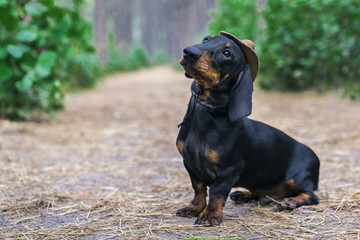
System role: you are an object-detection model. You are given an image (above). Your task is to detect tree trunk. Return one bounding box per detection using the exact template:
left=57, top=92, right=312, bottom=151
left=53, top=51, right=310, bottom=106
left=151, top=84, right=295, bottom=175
left=94, top=0, right=107, bottom=62
left=112, top=0, right=133, bottom=49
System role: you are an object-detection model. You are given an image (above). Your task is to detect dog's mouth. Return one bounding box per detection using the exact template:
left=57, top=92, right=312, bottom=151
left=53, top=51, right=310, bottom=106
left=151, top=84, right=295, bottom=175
left=182, top=66, right=197, bottom=79
left=183, top=66, right=213, bottom=84
left=184, top=71, right=194, bottom=79
left=180, top=57, right=194, bottom=79
left=180, top=57, right=215, bottom=84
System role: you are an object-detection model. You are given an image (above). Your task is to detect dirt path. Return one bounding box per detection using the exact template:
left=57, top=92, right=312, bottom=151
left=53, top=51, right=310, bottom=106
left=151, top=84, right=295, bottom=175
left=1, top=66, right=359, bottom=239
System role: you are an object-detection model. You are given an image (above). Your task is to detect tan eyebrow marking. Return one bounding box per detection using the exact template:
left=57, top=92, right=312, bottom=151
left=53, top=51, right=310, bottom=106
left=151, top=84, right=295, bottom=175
left=225, top=42, right=231, bottom=48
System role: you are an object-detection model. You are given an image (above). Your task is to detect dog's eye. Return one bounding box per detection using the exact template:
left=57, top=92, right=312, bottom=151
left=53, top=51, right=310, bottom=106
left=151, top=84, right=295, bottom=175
left=202, top=38, right=209, bottom=44
left=223, top=50, right=231, bottom=58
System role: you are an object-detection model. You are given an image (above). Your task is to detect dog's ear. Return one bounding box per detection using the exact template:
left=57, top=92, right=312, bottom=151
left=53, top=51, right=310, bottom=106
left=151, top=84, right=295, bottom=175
left=228, top=65, right=253, bottom=122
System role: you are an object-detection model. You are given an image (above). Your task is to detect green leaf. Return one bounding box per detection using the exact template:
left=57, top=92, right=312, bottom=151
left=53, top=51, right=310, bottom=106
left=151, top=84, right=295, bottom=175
left=0, top=47, right=7, bottom=59
left=0, top=63, right=12, bottom=81
left=38, top=51, right=57, bottom=66
left=34, top=51, right=57, bottom=78
left=0, top=0, right=7, bottom=7
left=53, top=79, right=61, bottom=88
left=35, top=65, right=51, bottom=78
left=16, top=70, right=36, bottom=92
left=16, top=30, right=37, bottom=42
left=24, top=3, right=45, bottom=16
left=37, top=87, right=50, bottom=109
left=6, top=45, right=28, bottom=58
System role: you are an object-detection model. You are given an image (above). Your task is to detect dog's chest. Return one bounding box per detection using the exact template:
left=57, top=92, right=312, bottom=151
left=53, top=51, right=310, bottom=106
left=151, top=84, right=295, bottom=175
left=182, top=131, right=219, bottom=184
left=178, top=111, right=240, bottom=184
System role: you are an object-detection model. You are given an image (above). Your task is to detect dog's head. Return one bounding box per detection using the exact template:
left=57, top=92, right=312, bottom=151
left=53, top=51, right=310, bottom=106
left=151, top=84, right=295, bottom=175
left=180, top=34, right=245, bottom=88
left=180, top=32, right=259, bottom=121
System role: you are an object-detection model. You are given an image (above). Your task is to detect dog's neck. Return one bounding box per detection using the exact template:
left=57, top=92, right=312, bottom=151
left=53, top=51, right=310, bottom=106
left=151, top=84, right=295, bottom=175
left=192, top=71, right=243, bottom=115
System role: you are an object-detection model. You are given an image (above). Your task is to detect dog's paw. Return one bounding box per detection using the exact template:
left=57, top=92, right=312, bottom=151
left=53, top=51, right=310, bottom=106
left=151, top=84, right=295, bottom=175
left=276, top=193, right=317, bottom=211
left=230, top=190, right=255, bottom=203
left=194, top=210, right=222, bottom=226
left=176, top=206, right=202, bottom=218
left=276, top=199, right=297, bottom=211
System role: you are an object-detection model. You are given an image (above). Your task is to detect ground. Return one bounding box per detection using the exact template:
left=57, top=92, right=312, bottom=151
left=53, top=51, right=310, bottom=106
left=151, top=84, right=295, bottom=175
left=0, top=66, right=359, bottom=239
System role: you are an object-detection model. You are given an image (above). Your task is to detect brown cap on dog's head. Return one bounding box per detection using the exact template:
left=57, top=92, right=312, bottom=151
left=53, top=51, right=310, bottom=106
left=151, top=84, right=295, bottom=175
left=219, top=31, right=259, bottom=81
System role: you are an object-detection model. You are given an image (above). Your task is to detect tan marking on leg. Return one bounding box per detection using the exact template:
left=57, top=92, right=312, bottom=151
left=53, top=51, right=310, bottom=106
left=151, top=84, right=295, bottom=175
left=177, top=182, right=207, bottom=217
left=196, top=197, right=226, bottom=225
left=291, top=193, right=311, bottom=202
left=205, top=148, right=219, bottom=164
left=257, top=179, right=298, bottom=204
left=196, top=182, right=207, bottom=194
left=285, top=179, right=298, bottom=193
left=189, top=183, right=207, bottom=212
left=278, top=193, right=313, bottom=210
left=176, top=140, right=184, bottom=155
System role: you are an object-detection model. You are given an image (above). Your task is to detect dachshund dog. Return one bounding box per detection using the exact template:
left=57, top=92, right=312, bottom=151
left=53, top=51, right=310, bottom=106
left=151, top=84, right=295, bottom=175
left=176, top=31, right=320, bottom=226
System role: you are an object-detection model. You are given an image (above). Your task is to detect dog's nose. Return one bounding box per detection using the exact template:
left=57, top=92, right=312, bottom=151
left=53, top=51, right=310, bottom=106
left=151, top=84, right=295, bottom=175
left=183, top=46, right=201, bottom=61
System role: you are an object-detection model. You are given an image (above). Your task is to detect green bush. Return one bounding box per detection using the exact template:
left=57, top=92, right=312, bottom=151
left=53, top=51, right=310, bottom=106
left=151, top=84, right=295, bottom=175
left=154, top=51, right=167, bottom=65
left=259, top=0, right=360, bottom=97
left=129, top=46, right=150, bottom=69
left=65, top=50, right=100, bottom=91
left=0, top=0, right=99, bottom=120
left=208, top=0, right=257, bottom=40
left=208, top=0, right=360, bottom=99
left=104, top=46, right=150, bottom=74
left=104, top=34, right=150, bottom=74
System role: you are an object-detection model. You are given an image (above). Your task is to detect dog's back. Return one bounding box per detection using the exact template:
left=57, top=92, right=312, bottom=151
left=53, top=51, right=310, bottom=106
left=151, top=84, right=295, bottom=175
left=238, top=118, right=320, bottom=193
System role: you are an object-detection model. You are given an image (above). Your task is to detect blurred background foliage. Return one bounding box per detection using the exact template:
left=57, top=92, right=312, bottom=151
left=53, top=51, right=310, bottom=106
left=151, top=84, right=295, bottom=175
left=209, top=0, right=360, bottom=99
left=260, top=0, right=360, bottom=99
left=1, top=0, right=359, bottom=120
left=0, top=0, right=98, bottom=120
left=208, top=0, right=258, bottom=41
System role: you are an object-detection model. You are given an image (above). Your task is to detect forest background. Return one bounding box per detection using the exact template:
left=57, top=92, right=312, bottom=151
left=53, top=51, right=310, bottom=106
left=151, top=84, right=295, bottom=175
left=1, top=0, right=359, bottom=120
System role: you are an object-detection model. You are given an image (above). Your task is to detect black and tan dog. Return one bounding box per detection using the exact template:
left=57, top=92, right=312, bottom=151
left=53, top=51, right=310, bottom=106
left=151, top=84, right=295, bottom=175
left=176, top=31, right=320, bottom=226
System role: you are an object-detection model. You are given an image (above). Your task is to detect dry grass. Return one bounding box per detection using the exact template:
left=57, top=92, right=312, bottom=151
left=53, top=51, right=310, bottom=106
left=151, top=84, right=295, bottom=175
left=0, top=66, right=359, bottom=239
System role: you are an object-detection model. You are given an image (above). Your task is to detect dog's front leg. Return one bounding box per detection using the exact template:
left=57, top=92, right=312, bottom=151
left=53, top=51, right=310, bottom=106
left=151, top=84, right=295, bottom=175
left=195, top=167, right=239, bottom=226
left=176, top=172, right=207, bottom=218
